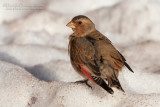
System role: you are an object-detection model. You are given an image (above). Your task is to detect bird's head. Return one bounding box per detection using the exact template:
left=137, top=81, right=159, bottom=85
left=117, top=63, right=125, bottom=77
left=67, top=15, right=95, bottom=37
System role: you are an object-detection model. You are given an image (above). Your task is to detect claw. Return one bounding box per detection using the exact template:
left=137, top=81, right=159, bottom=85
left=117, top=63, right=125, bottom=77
left=75, top=79, right=92, bottom=89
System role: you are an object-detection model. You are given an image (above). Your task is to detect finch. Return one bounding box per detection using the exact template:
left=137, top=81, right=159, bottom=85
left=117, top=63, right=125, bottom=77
left=67, top=15, right=133, bottom=94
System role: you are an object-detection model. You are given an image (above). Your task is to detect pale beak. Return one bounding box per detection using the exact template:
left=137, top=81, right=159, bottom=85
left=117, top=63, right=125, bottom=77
left=66, top=21, right=76, bottom=29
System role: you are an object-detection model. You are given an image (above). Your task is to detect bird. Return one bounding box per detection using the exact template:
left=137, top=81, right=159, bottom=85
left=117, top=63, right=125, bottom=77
left=67, top=15, right=134, bottom=94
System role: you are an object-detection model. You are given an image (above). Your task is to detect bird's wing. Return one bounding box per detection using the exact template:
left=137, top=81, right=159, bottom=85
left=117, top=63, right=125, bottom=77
left=69, top=36, right=99, bottom=76
left=85, top=31, right=133, bottom=91
left=87, top=31, right=133, bottom=73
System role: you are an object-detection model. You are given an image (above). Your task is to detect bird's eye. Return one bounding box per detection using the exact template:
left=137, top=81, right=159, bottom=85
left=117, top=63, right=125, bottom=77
left=78, top=21, right=82, bottom=24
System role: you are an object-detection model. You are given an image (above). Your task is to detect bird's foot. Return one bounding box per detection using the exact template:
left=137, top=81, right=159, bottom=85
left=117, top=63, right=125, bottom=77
left=75, top=79, right=92, bottom=89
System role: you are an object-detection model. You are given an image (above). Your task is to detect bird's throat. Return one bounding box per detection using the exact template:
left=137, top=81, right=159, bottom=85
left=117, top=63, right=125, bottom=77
left=73, top=29, right=95, bottom=37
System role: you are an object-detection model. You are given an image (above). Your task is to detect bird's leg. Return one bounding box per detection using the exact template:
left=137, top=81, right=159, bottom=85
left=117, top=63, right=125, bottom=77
left=75, top=79, right=92, bottom=89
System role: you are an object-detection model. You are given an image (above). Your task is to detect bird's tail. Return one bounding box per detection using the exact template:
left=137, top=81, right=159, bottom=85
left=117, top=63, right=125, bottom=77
left=107, top=72, right=124, bottom=92
left=91, top=75, right=114, bottom=94
left=124, top=62, right=134, bottom=73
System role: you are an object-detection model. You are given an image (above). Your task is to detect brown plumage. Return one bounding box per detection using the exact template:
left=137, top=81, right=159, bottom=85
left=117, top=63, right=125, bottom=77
left=67, top=15, right=134, bottom=94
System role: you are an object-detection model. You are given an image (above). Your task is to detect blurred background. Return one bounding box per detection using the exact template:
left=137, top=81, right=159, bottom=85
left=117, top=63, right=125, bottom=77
left=0, top=0, right=160, bottom=82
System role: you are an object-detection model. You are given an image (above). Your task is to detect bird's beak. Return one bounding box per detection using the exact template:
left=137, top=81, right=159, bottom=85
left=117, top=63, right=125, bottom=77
left=66, top=21, right=76, bottom=29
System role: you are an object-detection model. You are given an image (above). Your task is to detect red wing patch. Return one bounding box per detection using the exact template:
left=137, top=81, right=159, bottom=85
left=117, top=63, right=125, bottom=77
left=75, top=63, right=95, bottom=83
